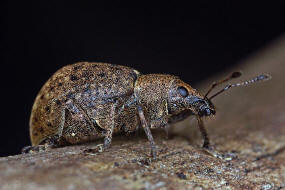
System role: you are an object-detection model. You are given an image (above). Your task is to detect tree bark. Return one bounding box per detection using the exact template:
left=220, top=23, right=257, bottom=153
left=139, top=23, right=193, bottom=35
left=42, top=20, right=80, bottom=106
left=1, top=36, right=285, bottom=190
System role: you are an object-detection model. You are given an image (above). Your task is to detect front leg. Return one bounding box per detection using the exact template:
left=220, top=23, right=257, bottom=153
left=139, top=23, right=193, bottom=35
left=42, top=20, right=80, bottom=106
left=196, top=116, right=210, bottom=148
left=196, top=116, right=237, bottom=160
left=137, top=105, right=157, bottom=159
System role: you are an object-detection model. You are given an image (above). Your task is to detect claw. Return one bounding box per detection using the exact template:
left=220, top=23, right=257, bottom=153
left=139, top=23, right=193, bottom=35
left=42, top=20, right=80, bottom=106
left=151, top=145, right=157, bottom=160
left=202, top=146, right=238, bottom=161
left=21, top=145, right=47, bottom=154
left=83, top=144, right=105, bottom=154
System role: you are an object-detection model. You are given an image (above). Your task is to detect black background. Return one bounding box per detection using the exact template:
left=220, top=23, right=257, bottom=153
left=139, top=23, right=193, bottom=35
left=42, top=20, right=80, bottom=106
left=1, top=1, right=285, bottom=156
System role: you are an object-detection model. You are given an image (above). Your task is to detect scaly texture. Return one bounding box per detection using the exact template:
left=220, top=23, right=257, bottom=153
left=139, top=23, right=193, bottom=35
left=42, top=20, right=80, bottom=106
left=1, top=36, right=285, bottom=190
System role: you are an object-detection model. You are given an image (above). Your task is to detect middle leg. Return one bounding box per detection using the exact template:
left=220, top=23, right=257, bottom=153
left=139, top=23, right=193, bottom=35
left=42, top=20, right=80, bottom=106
left=137, top=105, right=157, bottom=159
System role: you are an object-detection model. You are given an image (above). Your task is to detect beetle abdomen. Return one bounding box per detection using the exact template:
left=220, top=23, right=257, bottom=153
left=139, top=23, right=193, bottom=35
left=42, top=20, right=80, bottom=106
left=29, top=62, right=140, bottom=145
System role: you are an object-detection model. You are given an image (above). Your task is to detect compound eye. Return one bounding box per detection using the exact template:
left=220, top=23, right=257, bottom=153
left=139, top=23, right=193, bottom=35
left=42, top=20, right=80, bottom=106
left=178, top=86, right=189, bottom=97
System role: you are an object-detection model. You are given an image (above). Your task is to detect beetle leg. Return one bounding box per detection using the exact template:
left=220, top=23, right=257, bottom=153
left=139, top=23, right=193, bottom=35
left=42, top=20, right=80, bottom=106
left=196, top=117, right=237, bottom=160
left=196, top=116, right=210, bottom=148
left=21, top=145, right=44, bottom=153
left=137, top=105, right=157, bottom=159
left=163, top=124, right=171, bottom=140
left=103, top=103, right=116, bottom=149
left=82, top=102, right=117, bottom=154
left=21, top=135, right=62, bottom=153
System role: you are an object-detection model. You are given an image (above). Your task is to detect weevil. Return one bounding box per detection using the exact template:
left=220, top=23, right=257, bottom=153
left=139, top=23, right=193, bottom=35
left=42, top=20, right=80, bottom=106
left=23, top=62, right=271, bottom=159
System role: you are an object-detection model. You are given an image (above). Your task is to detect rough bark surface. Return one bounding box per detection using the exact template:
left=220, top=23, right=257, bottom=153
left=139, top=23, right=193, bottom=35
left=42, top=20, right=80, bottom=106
left=1, top=37, right=285, bottom=190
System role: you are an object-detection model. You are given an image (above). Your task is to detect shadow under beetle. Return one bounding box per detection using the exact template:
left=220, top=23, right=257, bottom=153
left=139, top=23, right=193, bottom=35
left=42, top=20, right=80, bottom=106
left=23, top=62, right=271, bottom=159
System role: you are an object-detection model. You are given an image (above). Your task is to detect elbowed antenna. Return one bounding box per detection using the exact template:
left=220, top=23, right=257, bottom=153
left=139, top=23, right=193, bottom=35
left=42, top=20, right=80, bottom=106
left=204, top=71, right=242, bottom=98
left=208, top=73, right=272, bottom=100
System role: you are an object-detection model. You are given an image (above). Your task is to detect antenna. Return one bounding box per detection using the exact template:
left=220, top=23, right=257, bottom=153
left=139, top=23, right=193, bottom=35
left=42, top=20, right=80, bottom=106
left=204, top=71, right=242, bottom=98
left=208, top=74, right=271, bottom=100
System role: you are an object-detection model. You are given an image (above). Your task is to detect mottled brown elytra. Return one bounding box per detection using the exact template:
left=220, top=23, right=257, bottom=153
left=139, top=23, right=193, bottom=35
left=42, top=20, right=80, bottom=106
left=23, top=62, right=271, bottom=159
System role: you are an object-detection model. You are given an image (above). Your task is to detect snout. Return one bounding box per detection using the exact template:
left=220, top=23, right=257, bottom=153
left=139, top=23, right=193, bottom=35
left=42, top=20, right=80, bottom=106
left=198, top=107, right=216, bottom=117
left=186, top=96, right=216, bottom=117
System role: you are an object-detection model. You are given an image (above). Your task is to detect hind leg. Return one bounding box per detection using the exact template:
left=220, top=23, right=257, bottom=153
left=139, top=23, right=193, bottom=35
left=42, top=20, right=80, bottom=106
left=22, top=100, right=99, bottom=154
left=83, top=102, right=117, bottom=154
left=60, top=100, right=102, bottom=145
left=61, top=100, right=118, bottom=154
left=22, top=108, right=67, bottom=154
left=21, top=134, right=65, bottom=153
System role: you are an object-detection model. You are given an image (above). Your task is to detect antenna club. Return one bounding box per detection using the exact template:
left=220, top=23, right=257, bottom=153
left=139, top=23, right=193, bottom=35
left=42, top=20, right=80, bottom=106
left=257, top=74, right=272, bottom=81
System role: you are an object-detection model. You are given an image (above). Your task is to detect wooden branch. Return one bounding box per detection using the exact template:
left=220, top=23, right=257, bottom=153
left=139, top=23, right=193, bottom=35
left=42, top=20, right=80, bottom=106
left=1, top=36, right=285, bottom=190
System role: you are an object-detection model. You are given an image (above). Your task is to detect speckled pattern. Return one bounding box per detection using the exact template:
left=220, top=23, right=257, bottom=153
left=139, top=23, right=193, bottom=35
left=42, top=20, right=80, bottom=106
left=30, top=62, right=140, bottom=145
left=29, top=62, right=214, bottom=156
left=1, top=37, right=285, bottom=189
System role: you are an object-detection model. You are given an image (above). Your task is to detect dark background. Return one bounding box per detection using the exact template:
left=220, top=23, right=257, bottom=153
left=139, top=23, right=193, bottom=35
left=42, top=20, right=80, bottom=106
left=1, top=1, right=285, bottom=156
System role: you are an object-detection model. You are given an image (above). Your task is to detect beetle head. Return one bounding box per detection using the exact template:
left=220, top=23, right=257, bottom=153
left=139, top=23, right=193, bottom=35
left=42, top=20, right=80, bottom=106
left=168, top=79, right=216, bottom=117
left=134, top=72, right=270, bottom=118
left=134, top=74, right=216, bottom=117
left=168, top=72, right=271, bottom=117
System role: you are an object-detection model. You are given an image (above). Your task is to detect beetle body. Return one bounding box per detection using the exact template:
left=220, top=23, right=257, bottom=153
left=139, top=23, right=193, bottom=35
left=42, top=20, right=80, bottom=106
left=29, top=62, right=213, bottom=154
left=28, top=62, right=269, bottom=158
